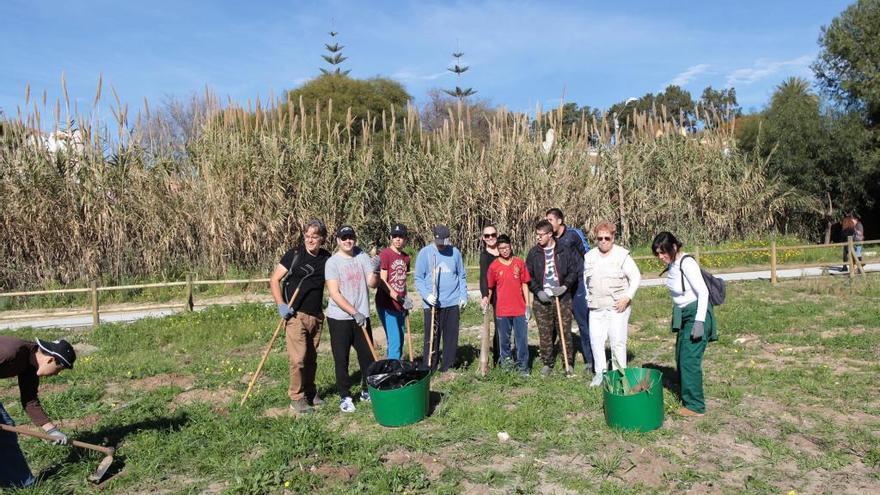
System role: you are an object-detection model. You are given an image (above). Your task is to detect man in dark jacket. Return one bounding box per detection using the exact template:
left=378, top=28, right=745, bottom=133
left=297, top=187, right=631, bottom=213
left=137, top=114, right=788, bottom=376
left=526, top=219, right=579, bottom=377
left=1, top=336, right=76, bottom=488
left=546, top=208, right=592, bottom=374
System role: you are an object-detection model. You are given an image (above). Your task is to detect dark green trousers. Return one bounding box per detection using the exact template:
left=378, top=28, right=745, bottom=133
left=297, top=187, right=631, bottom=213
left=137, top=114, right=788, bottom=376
left=672, top=302, right=716, bottom=414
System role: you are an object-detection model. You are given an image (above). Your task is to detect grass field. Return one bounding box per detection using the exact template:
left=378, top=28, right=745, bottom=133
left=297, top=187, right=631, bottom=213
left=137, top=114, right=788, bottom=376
left=1, top=275, right=878, bottom=494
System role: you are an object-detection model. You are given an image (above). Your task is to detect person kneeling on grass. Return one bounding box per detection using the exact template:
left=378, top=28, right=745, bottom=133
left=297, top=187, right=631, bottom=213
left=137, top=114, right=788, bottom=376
left=583, top=221, right=641, bottom=387
left=652, top=231, right=718, bottom=417
left=325, top=225, right=380, bottom=413
left=1, top=336, right=76, bottom=488
left=487, top=234, right=532, bottom=375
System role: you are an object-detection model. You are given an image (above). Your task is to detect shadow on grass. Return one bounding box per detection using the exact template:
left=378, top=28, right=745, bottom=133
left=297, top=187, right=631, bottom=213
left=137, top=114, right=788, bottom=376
left=642, top=363, right=680, bottom=401
left=35, top=412, right=190, bottom=484
left=427, top=391, right=445, bottom=417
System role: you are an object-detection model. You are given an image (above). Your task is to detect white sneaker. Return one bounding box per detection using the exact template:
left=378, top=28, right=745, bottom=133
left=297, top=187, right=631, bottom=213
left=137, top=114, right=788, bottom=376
left=359, top=390, right=371, bottom=402
left=590, top=373, right=605, bottom=387
left=339, top=397, right=356, bottom=413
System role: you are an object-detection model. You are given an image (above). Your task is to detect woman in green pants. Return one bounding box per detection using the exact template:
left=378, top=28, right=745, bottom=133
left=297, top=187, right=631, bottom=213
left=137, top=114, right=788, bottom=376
left=652, top=232, right=717, bottom=417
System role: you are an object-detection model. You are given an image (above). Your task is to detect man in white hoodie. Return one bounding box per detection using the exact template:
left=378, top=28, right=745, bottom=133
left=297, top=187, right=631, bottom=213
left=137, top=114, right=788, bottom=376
left=583, top=221, right=641, bottom=386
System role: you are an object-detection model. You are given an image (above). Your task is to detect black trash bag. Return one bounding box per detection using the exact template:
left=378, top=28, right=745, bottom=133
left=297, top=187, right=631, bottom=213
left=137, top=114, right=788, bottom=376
left=367, top=359, right=430, bottom=391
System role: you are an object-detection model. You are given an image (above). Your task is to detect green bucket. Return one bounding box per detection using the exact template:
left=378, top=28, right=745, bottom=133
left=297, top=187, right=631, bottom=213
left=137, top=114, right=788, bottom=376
left=367, top=369, right=431, bottom=427
left=602, top=367, right=664, bottom=432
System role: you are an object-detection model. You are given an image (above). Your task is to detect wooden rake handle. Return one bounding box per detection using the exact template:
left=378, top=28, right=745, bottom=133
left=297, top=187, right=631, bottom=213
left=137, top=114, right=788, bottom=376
left=0, top=423, right=114, bottom=456
left=553, top=297, right=571, bottom=373
left=360, top=323, right=379, bottom=361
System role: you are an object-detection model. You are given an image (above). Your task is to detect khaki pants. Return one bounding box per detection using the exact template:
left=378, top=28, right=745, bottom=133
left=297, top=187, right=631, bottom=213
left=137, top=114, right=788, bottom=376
left=285, top=312, right=323, bottom=401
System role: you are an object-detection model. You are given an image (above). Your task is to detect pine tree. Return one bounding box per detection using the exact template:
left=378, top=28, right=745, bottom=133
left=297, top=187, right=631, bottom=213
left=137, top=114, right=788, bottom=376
left=444, top=51, right=476, bottom=99
left=320, top=31, right=350, bottom=76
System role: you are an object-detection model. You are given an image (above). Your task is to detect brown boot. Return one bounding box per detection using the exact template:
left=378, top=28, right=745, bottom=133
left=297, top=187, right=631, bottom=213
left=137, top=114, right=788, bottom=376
left=677, top=406, right=704, bottom=417
left=290, top=398, right=314, bottom=415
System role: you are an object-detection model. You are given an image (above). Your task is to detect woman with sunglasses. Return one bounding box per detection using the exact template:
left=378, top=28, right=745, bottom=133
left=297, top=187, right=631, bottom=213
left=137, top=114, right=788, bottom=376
left=583, top=221, right=641, bottom=387
left=651, top=231, right=717, bottom=417
left=479, top=226, right=501, bottom=363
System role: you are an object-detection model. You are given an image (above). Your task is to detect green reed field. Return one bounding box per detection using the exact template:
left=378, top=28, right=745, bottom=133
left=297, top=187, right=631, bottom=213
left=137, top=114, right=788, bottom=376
left=1, top=274, right=877, bottom=494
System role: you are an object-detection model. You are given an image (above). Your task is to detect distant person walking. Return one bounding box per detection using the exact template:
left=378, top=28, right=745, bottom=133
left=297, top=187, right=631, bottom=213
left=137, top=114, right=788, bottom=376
left=583, top=221, right=641, bottom=387
left=375, top=223, right=413, bottom=360
left=487, top=234, right=532, bottom=374
left=526, top=219, right=579, bottom=376
left=324, top=225, right=380, bottom=413
left=415, top=225, right=468, bottom=372
left=841, top=212, right=865, bottom=271
left=269, top=219, right=331, bottom=414
left=546, top=208, right=592, bottom=374
left=652, top=231, right=717, bottom=417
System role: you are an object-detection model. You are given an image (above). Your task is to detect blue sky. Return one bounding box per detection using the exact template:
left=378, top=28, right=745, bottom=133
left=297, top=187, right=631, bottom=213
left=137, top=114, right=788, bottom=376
left=0, top=0, right=853, bottom=121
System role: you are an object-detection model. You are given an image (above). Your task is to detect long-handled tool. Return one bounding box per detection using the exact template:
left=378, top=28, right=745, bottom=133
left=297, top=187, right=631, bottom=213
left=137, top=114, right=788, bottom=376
left=427, top=257, right=439, bottom=370
left=479, top=304, right=491, bottom=376
left=240, top=264, right=315, bottom=406
left=359, top=324, right=379, bottom=361
left=405, top=313, right=414, bottom=362
left=553, top=296, right=572, bottom=374
left=1, top=424, right=114, bottom=483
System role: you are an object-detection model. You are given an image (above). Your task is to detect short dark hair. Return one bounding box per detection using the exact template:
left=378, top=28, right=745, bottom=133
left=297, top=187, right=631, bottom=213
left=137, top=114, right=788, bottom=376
left=651, top=231, right=682, bottom=257
left=535, top=219, right=554, bottom=233
left=497, top=234, right=512, bottom=245
left=304, top=219, right=327, bottom=238
left=545, top=208, right=564, bottom=221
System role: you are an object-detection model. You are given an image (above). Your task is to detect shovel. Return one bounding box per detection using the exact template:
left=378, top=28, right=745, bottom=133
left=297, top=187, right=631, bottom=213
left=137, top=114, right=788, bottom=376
left=0, top=424, right=115, bottom=483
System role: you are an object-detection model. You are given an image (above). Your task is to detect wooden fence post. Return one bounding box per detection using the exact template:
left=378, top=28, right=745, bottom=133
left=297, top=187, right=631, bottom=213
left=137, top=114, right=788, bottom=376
left=770, top=240, right=778, bottom=285
left=90, top=280, right=100, bottom=327
left=185, top=273, right=194, bottom=312
left=847, top=236, right=855, bottom=279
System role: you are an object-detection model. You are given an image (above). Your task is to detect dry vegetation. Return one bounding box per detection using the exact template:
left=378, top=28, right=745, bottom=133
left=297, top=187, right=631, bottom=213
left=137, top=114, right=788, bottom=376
left=1, top=88, right=802, bottom=289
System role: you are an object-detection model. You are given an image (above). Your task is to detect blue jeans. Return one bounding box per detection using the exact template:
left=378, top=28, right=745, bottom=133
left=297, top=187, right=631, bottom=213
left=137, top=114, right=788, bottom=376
left=377, top=306, right=406, bottom=360
left=0, top=401, right=36, bottom=488
left=496, top=315, right=529, bottom=372
left=572, top=274, right=593, bottom=369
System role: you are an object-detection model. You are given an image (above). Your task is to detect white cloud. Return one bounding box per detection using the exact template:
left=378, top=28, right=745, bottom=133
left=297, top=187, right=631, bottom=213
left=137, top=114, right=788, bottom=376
left=724, top=55, right=812, bottom=87
left=391, top=70, right=450, bottom=83
left=667, top=64, right=710, bottom=87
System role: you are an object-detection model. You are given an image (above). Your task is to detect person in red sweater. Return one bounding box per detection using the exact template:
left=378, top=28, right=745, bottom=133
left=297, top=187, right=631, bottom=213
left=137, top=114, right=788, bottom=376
left=487, top=234, right=532, bottom=375
left=1, top=336, right=76, bottom=488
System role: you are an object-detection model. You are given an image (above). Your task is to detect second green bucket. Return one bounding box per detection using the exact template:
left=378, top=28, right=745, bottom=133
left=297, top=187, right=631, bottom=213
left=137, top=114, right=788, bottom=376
left=368, top=372, right=431, bottom=427
left=602, top=367, right=664, bottom=432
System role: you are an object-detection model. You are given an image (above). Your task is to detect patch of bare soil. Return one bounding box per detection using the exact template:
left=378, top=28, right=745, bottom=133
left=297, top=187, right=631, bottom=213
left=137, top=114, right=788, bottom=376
left=104, top=373, right=195, bottom=396
left=171, top=387, right=236, bottom=411
left=460, top=480, right=503, bottom=495
left=382, top=447, right=446, bottom=479
left=310, top=463, right=360, bottom=481
left=618, top=448, right=676, bottom=487
left=263, top=406, right=297, bottom=419
left=59, top=413, right=101, bottom=430
left=201, top=481, right=228, bottom=494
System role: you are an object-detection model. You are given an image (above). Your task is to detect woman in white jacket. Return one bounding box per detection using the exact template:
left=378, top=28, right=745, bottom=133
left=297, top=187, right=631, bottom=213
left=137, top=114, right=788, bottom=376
left=583, top=221, right=641, bottom=386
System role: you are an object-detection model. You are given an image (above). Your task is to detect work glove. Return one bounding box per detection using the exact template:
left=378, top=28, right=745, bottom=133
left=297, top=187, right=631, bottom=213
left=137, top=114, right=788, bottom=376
left=370, top=255, right=381, bottom=273
left=459, top=299, right=467, bottom=310
left=480, top=296, right=489, bottom=313
left=691, top=321, right=705, bottom=340
left=353, top=312, right=368, bottom=327
left=277, top=303, right=294, bottom=320
left=46, top=427, right=68, bottom=445
left=426, top=294, right=438, bottom=307
left=550, top=286, right=567, bottom=297
left=537, top=291, right=551, bottom=304
left=525, top=306, right=532, bottom=321
left=400, top=296, right=414, bottom=311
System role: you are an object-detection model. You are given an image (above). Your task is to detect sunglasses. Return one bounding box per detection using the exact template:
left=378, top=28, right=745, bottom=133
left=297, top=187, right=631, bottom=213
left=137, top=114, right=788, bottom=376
left=597, top=236, right=613, bottom=241
left=482, top=233, right=497, bottom=238
left=338, top=235, right=356, bottom=241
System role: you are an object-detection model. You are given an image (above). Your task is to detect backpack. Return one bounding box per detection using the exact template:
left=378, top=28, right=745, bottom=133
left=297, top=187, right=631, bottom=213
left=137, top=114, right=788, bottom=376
left=680, top=255, right=726, bottom=306
left=571, top=227, right=591, bottom=253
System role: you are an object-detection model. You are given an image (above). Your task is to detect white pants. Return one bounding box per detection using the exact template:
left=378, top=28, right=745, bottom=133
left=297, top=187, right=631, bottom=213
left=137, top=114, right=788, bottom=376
left=589, top=306, right=631, bottom=373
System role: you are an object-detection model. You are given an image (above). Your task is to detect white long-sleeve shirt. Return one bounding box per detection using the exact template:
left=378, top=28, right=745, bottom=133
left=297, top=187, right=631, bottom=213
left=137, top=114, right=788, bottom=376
left=665, top=254, right=709, bottom=322
left=583, top=245, right=641, bottom=310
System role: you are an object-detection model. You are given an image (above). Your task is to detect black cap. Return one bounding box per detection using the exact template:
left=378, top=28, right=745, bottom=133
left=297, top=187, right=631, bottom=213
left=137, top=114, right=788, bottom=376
left=336, top=225, right=356, bottom=238
left=432, top=224, right=450, bottom=240
left=390, top=223, right=408, bottom=238
left=497, top=234, right=512, bottom=245
left=36, top=338, right=76, bottom=369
